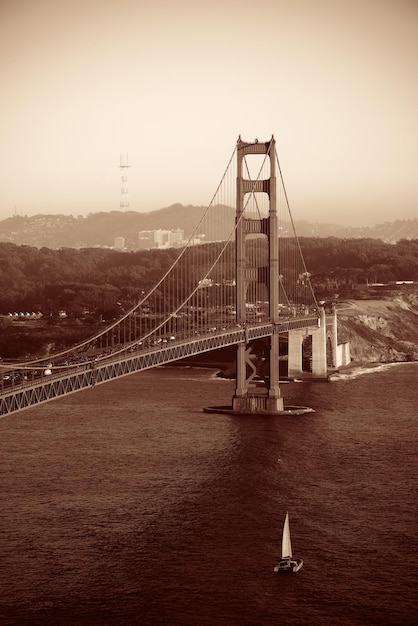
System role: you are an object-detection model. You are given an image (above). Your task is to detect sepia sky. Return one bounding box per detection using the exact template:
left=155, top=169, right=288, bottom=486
left=1, top=0, right=417, bottom=226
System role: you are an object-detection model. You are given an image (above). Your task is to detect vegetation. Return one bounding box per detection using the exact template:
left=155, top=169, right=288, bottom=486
left=0, top=243, right=181, bottom=317
left=301, top=237, right=418, bottom=298
left=1, top=237, right=417, bottom=359
left=1, top=238, right=417, bottom=317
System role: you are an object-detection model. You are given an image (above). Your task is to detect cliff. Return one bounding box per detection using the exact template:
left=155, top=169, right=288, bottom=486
left=336, top=289, right=418, bottom=364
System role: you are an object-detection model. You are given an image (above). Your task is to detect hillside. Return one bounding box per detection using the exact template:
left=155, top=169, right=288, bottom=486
left=1, top=207, right=417, bottom=249
left=336, top=289, right=418, bottom=363
left=0, top=205, right=232, bottom=249
left=0, top=236, right=417, bottom=367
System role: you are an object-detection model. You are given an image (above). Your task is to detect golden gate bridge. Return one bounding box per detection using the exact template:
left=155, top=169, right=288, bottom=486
left=0, top=136, right=346, bottom=418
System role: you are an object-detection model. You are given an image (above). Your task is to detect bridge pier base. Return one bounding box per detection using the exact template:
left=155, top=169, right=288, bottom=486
left=230, top=338, right=296, bottom=415
left=205, top=338, right=314, bottom=416
left=204, top=398, right=314, bottom=416
left=232, top=394, right=284, bottom=414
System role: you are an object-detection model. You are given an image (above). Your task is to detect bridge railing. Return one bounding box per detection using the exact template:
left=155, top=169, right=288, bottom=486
left=0, top=312, right=321, bottom=410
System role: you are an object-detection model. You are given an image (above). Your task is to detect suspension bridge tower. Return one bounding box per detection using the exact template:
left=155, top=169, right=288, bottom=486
left=232, top=136, right=284, bottom=414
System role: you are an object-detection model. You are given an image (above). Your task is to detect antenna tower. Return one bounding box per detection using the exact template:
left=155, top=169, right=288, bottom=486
left=119, top=152, right=130, bottom=208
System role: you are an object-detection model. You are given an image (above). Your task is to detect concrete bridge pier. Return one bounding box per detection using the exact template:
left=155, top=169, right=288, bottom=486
left=209, top=332, right=313, bottom=415
left=288, top=307, right=328, bottom=378
left=232, top=334, right=285, bottom=414
left=266, top=328, right=284, bottom=411
left=331, top=304, right=338, bottom=369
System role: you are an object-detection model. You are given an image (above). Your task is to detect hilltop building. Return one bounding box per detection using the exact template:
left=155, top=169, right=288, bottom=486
left=114, top=236, right=125, bottom=250
left=137, top=228, right=185, bottom=250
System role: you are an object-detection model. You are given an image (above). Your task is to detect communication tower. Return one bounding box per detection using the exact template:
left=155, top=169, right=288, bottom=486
left=119, top=153, right=130, bottom=208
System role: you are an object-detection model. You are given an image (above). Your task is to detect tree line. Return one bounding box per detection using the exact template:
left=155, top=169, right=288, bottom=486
left=1, top=237, right=417, bottom=317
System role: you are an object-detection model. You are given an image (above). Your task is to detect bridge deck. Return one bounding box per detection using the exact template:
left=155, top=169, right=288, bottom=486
left=0, top=317, right=319, bottom=418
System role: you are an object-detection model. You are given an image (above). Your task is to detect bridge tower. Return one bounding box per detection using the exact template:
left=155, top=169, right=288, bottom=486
left=232, top=136, right=284, bottom=414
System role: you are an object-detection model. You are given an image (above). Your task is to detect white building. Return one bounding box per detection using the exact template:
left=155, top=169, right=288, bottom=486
left=137, top=228, right=185, bottom=250
left=114, top=236, right=125, bottom=250
left=137, top=230, right=154, bottom=249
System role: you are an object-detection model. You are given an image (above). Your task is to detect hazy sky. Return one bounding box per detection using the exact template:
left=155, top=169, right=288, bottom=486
left=1, top=0, right=417, bottom=226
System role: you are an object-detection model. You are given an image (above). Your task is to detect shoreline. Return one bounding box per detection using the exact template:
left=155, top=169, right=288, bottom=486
left=167, top=357, right=417, bottom=383
left=328, top=360, right=417, bottom=381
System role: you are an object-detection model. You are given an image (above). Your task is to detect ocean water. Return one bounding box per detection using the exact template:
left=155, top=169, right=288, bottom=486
left=0, top=363, right=417, bottom=625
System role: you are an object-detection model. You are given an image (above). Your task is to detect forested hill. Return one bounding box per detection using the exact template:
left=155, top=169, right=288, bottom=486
left=0, top=237, right=417, bottom=317
left=1, top=206, right=417, bottom=248
left=1, top=237, right=417, bottom=360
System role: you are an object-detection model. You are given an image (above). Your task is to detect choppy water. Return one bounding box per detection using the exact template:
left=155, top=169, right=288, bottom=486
left=0, top=363, right=417, bottom=625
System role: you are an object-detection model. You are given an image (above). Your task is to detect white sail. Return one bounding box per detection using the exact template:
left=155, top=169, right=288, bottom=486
left=281, top=512, right=293, bottom=558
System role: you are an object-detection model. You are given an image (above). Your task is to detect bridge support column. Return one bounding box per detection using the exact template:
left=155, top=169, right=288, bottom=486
left=311, top=308, right=327, bottom=377
left=288, top=330, right=304, bottom=377
left=288, top=308, right=327, bottom=379
left=233, top=342, right=247, bottom=401
left=232, top=335, right=284, bottom=413
left=331, top=305, right=338, bottom=368
left=267, top=329, right=284, bottom=411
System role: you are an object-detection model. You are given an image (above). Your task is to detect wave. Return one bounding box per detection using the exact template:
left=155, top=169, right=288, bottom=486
left=329, top=360, right=416, bottom=381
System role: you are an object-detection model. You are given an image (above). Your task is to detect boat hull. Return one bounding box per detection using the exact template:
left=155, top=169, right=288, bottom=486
left=274, top=558, right=303, bottom=573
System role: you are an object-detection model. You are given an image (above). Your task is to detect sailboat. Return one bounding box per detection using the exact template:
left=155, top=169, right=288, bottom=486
left=273, top=511, right=303, bottom=573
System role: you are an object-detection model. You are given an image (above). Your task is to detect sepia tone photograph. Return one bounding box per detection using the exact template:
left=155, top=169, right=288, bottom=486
left=0, top=1, right=417, bottom=624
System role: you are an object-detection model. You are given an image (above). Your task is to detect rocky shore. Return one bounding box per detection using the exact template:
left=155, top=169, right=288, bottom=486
left=336, top=289, right=418, bottom=364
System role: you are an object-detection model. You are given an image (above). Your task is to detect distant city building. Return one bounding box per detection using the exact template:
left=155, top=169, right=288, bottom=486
left=188, top=235, right=205, bottom=246
left=169, top=229, right=184, bottom=247
left=137, top=230, right=155, bottom=249
left=114, top=236, right=125, bottom=250
left=153, top=229, right=171, bottom=248
left=137, top=228, right=186, bottom=250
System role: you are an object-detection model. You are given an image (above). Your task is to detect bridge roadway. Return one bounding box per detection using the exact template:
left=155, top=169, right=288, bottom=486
left=0, top=316, right=319, bottom=418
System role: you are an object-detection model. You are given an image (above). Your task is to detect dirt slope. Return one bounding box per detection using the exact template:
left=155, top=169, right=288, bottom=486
left=336, top=290, right=418, bottom=363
